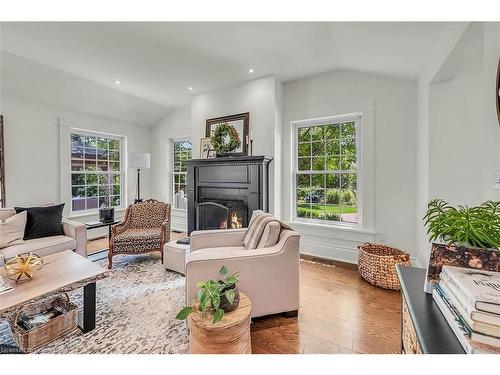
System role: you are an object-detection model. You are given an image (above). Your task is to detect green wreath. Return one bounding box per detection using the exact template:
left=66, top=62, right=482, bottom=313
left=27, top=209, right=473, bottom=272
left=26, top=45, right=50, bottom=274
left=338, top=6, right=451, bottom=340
left=211, top=122, right=241, bottom=156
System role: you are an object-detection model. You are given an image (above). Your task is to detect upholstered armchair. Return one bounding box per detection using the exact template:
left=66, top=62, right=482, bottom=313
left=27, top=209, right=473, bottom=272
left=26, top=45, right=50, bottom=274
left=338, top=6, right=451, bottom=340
left=186, top=212, right=301, bottom=318
left=108, top=199, right=171, bottom=269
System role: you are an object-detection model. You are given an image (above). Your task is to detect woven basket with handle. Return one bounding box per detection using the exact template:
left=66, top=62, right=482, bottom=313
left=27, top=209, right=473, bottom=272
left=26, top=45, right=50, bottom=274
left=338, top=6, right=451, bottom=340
left=357, top=243, right=411, bottom=290
left=10, top=293, right=78, bottom=353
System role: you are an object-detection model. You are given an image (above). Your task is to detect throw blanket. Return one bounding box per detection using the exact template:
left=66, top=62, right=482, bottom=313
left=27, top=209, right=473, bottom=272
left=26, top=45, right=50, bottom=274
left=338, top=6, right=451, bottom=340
left=242, top=211, right=293, bottom=250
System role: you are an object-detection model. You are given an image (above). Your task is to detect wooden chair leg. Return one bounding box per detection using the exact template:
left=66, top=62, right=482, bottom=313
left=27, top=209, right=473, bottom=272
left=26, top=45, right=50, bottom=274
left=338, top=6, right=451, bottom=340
left=108, top=252, right=113, bottom=269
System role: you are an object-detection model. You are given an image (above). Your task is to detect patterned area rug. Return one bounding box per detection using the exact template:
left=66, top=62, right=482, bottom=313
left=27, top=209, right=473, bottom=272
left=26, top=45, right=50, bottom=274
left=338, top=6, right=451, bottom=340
left=0, top=254, right=189, bottom=354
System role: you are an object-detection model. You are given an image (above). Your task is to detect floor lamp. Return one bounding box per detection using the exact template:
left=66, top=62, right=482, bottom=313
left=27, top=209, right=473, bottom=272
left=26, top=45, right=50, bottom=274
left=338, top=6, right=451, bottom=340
left=129, top=152, right=150, bottom=203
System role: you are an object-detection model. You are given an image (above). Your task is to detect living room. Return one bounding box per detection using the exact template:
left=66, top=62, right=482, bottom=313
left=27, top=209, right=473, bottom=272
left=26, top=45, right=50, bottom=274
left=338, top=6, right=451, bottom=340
left=1, top=1, right=500, bottom=371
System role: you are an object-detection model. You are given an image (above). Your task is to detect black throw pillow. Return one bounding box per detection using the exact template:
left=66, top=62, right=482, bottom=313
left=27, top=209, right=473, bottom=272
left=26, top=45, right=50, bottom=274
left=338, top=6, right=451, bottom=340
left=14, top=204, right=65, bottom=240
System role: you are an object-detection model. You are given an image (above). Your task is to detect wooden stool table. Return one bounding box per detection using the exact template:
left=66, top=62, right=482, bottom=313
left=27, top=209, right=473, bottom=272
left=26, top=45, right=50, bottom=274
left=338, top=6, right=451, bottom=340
left=188, top=292, right=252, bottom=354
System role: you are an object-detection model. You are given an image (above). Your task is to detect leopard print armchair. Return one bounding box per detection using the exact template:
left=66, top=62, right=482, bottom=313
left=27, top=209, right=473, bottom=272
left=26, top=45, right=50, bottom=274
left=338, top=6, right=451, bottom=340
left=108, top=199, right=171, bottom=269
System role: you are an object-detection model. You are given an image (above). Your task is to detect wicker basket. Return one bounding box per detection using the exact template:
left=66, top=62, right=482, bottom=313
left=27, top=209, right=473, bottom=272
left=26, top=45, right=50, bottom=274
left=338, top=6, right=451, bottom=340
left=357, top=242, right=411, bottom=290
left=10, top=293, right=78, bottom=353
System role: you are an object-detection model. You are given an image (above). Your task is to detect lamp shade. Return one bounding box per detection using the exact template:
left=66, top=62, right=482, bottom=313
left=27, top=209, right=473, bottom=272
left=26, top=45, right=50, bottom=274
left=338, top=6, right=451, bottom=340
left=128, top=152, right=150, bottom=169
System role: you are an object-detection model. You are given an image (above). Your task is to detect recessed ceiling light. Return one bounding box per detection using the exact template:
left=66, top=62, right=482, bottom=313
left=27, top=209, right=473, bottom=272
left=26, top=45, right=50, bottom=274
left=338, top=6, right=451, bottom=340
left=248, top=69, right=254, bottom=73
left=188, top=87, right=193, bottom=91
left=114, top=80, right=121, bottom=85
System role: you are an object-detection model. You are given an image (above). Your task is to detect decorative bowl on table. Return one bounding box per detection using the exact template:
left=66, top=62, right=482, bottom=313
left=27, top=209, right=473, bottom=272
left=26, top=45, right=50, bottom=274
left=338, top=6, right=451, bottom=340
left=4, top=253, right=44, bottom=282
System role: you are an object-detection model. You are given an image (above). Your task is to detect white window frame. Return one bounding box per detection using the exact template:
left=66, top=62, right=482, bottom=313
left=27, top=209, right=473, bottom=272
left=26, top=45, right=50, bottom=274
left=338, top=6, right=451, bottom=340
left=59, top=119, right=127, bottom=218
left=291, top=113, right=363, bottom=229
left=171, top=137, right=192, bottom=211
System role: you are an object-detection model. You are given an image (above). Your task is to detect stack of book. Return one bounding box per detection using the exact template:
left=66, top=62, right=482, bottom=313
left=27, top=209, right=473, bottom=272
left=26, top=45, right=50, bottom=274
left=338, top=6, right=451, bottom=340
left=433, top=265, right=500, bottom=354
left=0, top=275, right=13, bottom=294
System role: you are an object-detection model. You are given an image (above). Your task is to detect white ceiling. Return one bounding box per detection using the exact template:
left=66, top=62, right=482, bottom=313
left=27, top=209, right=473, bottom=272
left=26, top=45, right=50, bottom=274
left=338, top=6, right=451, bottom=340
left=1, top=22, right=448, bottom=126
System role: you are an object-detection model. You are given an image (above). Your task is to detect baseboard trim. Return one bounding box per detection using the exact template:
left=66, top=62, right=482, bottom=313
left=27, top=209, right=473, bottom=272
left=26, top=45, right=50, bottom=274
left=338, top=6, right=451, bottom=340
left=300, top=239, right=418, bottom=266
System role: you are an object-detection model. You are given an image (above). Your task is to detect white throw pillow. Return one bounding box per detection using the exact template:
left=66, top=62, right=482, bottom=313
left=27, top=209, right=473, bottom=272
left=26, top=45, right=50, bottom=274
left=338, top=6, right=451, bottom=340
left=0, top=210, right=27, bottom=249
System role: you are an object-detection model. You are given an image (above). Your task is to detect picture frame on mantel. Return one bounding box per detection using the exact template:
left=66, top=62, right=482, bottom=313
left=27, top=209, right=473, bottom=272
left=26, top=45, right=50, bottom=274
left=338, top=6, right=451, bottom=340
left=199, top=137, right=213, bottom=159
left=205, top=112, right=249, bottom=156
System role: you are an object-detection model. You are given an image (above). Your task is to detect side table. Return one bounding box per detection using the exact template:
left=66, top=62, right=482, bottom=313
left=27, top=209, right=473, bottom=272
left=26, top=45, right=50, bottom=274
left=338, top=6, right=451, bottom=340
left=188, top=292, right=252, bottom=354
left=85, top=220, right=120, bottom=253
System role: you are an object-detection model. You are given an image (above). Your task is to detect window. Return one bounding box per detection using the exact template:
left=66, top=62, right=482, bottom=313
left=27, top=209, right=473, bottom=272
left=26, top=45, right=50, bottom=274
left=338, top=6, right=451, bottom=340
left=172, top=139, right=192, bottom=210
left=293, top=114, right=360, bottom=225
left=70, top=131, right=124, bottom=213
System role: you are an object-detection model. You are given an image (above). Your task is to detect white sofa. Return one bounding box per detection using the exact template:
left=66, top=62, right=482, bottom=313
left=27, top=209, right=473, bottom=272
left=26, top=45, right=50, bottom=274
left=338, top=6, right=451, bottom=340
left=0, top=208, right=87, bottom=266
left=186, top=226, right=300, bottom=318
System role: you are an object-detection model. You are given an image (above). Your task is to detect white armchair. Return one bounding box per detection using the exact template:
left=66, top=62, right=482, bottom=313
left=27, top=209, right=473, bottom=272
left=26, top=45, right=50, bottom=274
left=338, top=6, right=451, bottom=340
left=186, top=227, right=300, bottom=318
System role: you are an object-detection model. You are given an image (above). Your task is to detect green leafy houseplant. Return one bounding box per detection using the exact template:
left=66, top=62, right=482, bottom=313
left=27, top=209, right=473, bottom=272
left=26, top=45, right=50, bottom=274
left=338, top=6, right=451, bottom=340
left=423, top=199, right=500, bottom=249
left=211, top=123, right=241, bottom=156
left=175, top=266, right=240, bottom=324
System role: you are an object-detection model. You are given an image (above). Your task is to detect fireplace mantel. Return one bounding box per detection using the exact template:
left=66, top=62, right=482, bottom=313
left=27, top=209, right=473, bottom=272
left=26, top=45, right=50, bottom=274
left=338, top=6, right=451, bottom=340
left=185, top=155, right=273, bottom=234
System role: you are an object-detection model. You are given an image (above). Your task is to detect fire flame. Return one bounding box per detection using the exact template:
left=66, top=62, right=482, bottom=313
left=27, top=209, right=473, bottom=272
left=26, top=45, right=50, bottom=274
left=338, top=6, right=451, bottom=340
left=231, top=212, right=243, bottom=229
left=218, top=212, right=243, bottom=229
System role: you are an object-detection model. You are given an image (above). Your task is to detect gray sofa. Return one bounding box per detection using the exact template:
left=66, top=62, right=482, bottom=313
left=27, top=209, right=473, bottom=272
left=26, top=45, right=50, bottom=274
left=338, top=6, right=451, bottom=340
left=0, top=208, right=87, bottom=266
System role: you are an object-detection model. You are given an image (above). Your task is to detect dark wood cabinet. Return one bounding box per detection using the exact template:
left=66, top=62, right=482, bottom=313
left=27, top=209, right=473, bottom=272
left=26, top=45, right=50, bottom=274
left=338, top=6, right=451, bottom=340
left=396, top=265, right=465, bottom=354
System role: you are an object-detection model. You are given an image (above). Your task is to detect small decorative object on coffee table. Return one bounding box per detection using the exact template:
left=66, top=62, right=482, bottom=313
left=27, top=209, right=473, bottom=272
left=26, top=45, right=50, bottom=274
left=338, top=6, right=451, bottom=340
left=5, top=253, right=43, bottom=282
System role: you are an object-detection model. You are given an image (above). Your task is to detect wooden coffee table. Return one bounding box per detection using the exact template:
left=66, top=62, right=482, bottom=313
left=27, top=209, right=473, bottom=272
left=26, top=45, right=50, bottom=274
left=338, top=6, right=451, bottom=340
left=188, top=292, right=252, bottom=354
left=0, top=251, right=108, bottom=333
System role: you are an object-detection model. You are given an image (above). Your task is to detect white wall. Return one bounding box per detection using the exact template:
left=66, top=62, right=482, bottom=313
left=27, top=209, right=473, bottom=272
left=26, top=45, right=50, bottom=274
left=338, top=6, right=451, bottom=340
left=416, top=23, right=500, bottom=266
left=282, top=70, right=418, bottom=263
left=429, top=51, right=497, bottom=203
left=150, top=106, right=191, bottom=231
left=2, top=96, right=152, bottom=234
left=190, top=76, right=282, bottom=215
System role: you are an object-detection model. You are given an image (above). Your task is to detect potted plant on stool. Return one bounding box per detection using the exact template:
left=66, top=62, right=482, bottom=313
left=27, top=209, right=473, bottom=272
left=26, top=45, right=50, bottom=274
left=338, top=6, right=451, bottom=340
left=176, top=265, right=240, bottom=324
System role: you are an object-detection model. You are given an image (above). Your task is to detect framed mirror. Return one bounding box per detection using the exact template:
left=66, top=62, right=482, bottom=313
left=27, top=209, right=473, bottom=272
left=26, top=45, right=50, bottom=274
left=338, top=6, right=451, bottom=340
left=205, top=112, right=249, bottom=157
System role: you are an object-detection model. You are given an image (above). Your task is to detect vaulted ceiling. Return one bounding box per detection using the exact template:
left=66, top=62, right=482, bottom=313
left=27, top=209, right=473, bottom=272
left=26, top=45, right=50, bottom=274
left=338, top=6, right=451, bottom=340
left=1, top=22, right=449, bottom=126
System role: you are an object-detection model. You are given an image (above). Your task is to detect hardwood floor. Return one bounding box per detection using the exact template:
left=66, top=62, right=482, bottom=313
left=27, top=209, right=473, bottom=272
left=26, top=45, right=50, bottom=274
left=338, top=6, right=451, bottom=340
left=251, top=257, right=401, bottom=354
left=86, top=234, right=402, bottom=354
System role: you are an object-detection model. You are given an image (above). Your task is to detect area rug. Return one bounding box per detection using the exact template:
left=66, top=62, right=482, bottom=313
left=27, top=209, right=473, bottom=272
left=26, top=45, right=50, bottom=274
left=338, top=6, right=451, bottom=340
left=0, top=254, right=189, bottom=354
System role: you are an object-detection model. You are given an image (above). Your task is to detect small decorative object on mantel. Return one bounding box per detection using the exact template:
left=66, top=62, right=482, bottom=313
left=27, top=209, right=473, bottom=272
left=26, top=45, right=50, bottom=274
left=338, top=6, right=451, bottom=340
left=199, top=137, right=213, bottom=159
left=5, top=253, right=44, bottom=282
left=247, top=131, right=254, bottom=155
left=176, top=265, right=240, bottom=324
left=210, top=123, right=241, bottom=157
left=423, top=199, right=500, bottom=293
left=206, top=112, right=249, bottom=156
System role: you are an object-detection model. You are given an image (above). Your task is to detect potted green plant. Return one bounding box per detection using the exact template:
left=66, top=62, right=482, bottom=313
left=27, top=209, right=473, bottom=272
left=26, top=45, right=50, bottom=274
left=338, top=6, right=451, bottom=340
left=176, top=265, right=240, bottom=324
left=423, top=199, right=500, bottom=292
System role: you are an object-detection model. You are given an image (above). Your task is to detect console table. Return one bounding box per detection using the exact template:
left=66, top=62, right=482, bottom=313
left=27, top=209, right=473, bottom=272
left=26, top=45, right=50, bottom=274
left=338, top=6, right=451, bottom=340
left=396, top=265, right=464, bottom=354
